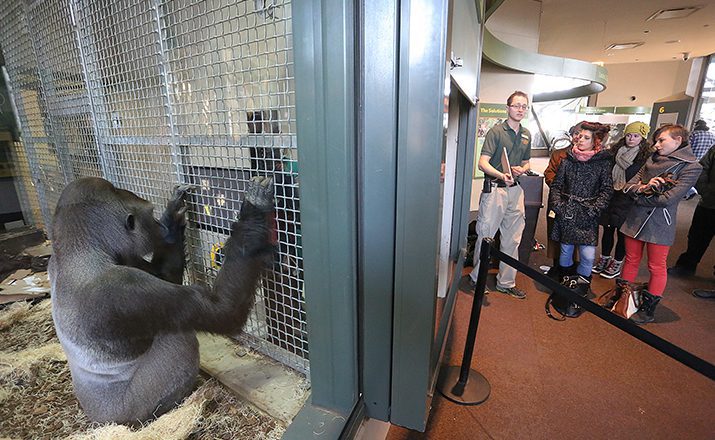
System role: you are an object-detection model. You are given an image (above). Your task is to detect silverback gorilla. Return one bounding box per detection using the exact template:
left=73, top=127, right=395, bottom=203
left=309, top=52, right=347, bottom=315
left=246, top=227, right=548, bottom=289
left=48, top=176, right=274, bottom=424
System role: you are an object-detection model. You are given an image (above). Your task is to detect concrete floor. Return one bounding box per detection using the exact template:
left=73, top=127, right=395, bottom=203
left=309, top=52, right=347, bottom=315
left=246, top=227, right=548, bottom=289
left=387, top=158, right=715, bottom=440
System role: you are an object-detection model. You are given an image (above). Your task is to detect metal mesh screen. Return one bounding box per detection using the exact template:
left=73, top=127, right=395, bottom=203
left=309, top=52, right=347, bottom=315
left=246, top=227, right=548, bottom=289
left=0, top=0, right=307, bottom=374
left=0, top=1, right=62, bottom=226
left=9, top=140, right=45, bottom=230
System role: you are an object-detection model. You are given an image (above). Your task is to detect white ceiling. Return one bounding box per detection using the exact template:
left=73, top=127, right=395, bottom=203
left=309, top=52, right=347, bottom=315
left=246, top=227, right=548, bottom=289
left=538, top=0, right=715, bottom=64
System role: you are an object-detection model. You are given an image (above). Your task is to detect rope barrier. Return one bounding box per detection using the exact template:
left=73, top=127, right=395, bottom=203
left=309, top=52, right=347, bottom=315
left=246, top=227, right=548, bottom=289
left=438, top=237, right=715, bottom=406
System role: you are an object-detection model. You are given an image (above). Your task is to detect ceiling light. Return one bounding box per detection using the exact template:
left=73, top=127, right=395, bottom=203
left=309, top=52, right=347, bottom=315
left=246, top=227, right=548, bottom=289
left=605, top=42, right=644, bottom=50
left=646, top=7, right=702, bottom=21
left=665, top=40, right=681, bottom=44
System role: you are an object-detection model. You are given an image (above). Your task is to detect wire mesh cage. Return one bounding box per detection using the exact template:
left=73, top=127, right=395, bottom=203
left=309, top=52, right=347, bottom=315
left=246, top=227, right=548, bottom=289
left=9, top=139, right=45, bottom=231
left=0, top=0, right=308, bottom=375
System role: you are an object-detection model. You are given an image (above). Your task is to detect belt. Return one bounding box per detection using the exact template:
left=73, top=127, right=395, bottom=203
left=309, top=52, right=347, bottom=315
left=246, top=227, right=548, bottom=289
left=493, top=181, right=519, bottom=188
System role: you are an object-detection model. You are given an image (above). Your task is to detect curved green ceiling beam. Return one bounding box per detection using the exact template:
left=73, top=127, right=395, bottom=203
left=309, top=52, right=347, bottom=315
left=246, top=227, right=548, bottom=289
left=482, top=3, right=608, bottom=102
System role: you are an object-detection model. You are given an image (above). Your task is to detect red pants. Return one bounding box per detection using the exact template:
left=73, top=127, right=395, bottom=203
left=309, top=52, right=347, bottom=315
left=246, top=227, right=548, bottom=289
left=621, top=235, right=670, bottom=296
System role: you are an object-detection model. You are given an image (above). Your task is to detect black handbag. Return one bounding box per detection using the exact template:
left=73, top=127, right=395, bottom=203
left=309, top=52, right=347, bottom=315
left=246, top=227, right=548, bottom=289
left=545, top=275, right=587, bottom=321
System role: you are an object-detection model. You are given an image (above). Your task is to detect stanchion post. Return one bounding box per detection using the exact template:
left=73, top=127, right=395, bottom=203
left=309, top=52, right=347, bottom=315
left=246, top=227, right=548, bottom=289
left=437, top=238, right=492, bottom=405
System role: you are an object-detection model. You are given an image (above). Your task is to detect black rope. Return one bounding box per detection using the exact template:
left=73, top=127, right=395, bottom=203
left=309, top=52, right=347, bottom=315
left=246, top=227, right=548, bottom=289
left=484, top=240, right=715, bottom=382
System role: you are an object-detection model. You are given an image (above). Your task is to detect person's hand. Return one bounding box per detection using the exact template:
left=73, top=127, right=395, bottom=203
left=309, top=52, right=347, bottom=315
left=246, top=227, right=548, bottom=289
left=646, top=176, right=666, bottom=189
left=637, top=177, right=665, bottom=193
left=510, top=165, right=526, bottom=177
left=502, top=172, right=515, bottom=186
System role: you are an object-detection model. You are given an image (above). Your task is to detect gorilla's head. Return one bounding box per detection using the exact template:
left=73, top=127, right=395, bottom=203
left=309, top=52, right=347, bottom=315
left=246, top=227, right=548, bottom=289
left=53, top=178, right=160, bottom=262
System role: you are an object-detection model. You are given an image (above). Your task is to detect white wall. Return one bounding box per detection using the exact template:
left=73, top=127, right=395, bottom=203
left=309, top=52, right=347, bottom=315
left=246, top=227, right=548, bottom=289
left=596, top=59, right=694, bottom=107
left=486, top=0, right=540, bottom=52
left=480, top=0, right=541, bottom=104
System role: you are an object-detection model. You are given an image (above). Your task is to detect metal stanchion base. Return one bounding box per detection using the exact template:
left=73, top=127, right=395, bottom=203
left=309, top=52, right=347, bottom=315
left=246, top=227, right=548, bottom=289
left=437, top=365, right=491, bottom=405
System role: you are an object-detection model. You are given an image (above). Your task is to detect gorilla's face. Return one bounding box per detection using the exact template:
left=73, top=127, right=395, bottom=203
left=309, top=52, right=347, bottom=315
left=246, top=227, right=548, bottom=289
left=117, top=190, right=161, bottom=260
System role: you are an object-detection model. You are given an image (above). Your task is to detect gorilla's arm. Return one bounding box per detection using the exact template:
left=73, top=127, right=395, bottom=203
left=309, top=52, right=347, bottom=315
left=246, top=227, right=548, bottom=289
left=151, top=184, right=195, bottom=284
left=86, top=199, right=272, bottom=338
left=126, top=185, right=193, bottom=284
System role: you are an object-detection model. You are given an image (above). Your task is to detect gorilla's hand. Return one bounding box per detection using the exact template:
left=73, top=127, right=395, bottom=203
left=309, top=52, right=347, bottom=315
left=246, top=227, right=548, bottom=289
left=244, top=176, right=274, bottom=211
left=225, top=176, right=275, bottom=260
left=160, top=183, right=197, bottom=243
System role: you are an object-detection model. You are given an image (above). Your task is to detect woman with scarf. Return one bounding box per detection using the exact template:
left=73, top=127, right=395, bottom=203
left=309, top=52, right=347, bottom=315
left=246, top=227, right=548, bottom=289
left=621, top=124, right=702, bottom=324
left=550, top=122, right=614, bottom=295
left=544, top=121, right=585, bottom=279
left=593, top=122, right=653, bottom=279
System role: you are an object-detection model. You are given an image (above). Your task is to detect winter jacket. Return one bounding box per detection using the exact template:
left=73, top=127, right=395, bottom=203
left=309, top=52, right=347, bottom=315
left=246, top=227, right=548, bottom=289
left=549, top=149, right=614, bottom=246
left=600, top=150, right=647, bottom=228
left=695, top=145, right=715, bottom=210
left=621, top=145, right=703, bottom=245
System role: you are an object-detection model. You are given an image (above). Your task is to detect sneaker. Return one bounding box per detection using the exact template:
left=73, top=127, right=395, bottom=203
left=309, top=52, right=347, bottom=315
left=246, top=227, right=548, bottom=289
left=692, top=289, right=715, bottom=299
left=592, top=256, right=612, bottom=274
left=495, top=285, right=526, bottom=299
left=601, top=259, right=623, bottom=279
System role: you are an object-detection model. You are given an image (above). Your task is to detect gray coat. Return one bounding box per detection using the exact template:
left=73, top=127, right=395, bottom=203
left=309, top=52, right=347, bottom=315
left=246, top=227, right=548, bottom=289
left=620, top=145, right=702, bottom=245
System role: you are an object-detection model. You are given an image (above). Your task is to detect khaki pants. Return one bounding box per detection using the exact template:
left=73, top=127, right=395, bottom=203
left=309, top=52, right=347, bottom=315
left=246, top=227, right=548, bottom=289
left=469, top=184, right=525, bottom=288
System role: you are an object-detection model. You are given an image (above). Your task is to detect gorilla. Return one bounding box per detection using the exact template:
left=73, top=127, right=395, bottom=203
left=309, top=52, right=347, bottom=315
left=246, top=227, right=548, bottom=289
left=48, top=176, right=274, bottom=424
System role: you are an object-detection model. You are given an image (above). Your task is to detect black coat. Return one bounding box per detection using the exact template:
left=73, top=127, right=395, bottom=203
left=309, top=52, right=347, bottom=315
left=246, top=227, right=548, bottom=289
left=549, top=149, right=614, bottom=245
left=600, top=153, right=647, bottom=228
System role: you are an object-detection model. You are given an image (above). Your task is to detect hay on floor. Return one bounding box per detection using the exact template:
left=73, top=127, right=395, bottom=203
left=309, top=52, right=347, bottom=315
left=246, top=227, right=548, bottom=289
left=0, top=299, right=286, bottom=440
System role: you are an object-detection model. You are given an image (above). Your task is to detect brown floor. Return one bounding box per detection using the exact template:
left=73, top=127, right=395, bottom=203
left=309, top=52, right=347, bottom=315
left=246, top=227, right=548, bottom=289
left=388, top=158, right=715, bottom=440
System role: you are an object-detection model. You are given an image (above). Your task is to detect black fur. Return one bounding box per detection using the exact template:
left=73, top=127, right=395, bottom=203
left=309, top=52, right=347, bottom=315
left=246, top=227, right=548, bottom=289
left=49, top=176, right=273, bottom=424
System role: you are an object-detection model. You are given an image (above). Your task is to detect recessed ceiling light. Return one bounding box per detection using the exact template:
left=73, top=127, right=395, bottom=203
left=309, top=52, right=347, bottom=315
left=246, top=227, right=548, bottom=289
left=647, top=7, right=702, bottom=21
left=665, top=39, right=681, bottom=44
left=605, top=42, right=644, bottom=50
left=643, top=30, right=650, bottom=33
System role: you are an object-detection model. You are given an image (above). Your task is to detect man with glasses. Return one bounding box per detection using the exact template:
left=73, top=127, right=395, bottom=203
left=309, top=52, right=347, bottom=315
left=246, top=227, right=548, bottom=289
left=462, top=91, right=532, bottom=299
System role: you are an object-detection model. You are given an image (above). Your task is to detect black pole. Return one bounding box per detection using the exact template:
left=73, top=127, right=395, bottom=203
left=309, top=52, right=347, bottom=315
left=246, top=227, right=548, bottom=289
left=458, top=237, right=491, bottom=382
left=437, top=238, right=492, bottom=405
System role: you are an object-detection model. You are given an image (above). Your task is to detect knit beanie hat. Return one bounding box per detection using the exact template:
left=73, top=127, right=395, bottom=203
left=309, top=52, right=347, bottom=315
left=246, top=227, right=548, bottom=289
left=624, top=121, right=650, bottom=138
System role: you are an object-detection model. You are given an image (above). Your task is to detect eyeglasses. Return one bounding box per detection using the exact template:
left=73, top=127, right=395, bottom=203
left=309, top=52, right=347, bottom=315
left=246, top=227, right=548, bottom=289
left=509, top=104, right=529, bottom=110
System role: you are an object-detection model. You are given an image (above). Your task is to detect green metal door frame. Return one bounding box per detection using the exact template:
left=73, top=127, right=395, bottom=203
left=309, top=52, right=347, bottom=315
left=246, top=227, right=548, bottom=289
left=286, top=0, right=484, bottom=436
left=390, top=0, right=451, bottom=430
left=284, top=0, right=359, bottom=438
left=359, top=0, right=400, bottom=422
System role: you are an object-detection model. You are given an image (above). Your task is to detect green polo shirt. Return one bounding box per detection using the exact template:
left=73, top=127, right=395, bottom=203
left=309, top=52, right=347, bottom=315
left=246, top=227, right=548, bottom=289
left=481, top=121, right=532, bottom=173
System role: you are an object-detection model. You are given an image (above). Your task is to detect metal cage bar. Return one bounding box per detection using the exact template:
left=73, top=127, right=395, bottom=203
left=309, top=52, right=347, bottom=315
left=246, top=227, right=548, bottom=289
left=1, top=0, right=308, bottom=375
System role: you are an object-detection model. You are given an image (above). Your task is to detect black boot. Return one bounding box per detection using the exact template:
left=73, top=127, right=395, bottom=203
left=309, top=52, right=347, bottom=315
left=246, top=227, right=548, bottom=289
left=631, top=290, right=661, bottom=324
